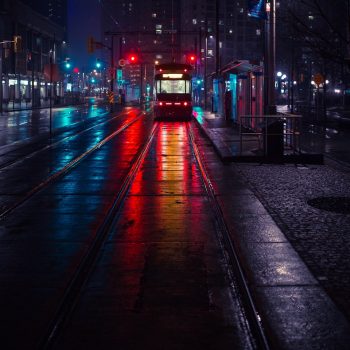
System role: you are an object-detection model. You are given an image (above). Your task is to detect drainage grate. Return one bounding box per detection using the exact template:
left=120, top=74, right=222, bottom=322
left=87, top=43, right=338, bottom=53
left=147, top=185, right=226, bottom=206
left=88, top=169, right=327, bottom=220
left=307, top=197, right=350, bottom=214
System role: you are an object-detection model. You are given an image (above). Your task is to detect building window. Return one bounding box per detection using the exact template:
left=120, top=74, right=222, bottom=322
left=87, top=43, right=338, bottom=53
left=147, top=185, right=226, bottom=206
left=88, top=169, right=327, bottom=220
left=156, top=24, right=162, bottom=34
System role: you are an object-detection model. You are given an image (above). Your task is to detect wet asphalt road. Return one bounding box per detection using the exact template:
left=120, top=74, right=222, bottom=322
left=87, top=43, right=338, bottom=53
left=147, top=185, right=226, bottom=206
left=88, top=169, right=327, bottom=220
left=0, top=103, right=110, bottom=146
left=1, top=104, right=350, bottom=349
left=0, top=108, right=254, bottom=349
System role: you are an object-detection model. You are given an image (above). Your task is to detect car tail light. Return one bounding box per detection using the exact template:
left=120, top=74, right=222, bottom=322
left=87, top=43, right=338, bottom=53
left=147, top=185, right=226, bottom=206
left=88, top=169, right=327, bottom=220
left=158, top=101, right=163, bottom=106
left=183, top=101, right=189, bottom=106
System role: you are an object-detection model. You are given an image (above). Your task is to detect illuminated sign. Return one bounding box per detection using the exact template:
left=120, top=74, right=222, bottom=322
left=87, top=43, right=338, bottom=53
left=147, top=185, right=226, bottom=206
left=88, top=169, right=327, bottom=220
left=162, top=74, right=183, bottom=79
left=248, top=0, right=267, bottom=20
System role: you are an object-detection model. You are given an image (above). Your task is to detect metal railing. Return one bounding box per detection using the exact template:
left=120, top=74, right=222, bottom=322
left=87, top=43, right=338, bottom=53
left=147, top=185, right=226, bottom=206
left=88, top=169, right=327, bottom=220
left=239, top=113, right=302, bottom=156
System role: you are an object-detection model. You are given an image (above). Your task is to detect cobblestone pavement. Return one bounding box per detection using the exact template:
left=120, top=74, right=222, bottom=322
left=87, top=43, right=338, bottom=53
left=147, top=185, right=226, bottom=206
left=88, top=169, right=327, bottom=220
left=235, top=161, right=350, bottom=321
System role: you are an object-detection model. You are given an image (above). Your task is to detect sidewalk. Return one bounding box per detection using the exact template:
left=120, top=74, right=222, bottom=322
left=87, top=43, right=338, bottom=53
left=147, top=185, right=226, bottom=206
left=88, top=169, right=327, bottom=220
left=193, top=108, right=323, bottom=164
left=193, top=110, right=350, bottom=348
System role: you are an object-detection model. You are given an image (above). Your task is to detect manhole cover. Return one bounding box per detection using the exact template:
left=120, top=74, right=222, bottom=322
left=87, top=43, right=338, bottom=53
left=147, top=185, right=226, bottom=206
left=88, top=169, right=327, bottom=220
left=307, top=197, right=350, bottom=214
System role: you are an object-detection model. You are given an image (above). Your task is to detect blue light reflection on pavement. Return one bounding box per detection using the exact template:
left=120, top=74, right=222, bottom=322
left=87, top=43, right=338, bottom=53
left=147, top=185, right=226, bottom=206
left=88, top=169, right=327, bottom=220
left=0, top=104, right=110, bottom=147
left=192, top=107, right=205, bottom=125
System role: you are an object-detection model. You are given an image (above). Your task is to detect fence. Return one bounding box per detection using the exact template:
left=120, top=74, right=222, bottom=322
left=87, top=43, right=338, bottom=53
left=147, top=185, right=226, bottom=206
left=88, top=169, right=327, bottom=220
left=239, top=113, right=302, bottom=156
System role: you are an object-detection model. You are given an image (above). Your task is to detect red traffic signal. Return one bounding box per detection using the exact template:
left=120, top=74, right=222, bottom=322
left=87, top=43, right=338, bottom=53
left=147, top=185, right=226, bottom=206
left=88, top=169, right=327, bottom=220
left=128, top=54, right=138, bottom=64
left=188, top=54, right=196, bottom=64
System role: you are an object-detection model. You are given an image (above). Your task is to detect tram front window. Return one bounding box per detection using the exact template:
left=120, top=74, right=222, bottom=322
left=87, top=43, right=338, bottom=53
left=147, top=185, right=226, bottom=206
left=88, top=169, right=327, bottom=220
left=156, top=80, right=191, bottom=94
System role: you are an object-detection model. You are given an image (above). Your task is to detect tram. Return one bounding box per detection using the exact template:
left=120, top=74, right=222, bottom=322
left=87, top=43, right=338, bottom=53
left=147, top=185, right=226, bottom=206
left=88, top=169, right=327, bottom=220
left=153, top=63, right=193, bottom=120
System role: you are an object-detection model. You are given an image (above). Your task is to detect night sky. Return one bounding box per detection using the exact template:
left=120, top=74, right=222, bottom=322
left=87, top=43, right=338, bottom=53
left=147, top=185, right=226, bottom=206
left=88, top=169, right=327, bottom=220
left=67, top=0, right=102, bottom=70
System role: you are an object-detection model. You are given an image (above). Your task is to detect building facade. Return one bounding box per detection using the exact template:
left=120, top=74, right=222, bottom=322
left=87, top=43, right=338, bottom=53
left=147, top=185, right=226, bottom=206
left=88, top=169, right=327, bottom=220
left=0, top=0, right=66, bottom=110
left=100, top=0, right=264, bottom=100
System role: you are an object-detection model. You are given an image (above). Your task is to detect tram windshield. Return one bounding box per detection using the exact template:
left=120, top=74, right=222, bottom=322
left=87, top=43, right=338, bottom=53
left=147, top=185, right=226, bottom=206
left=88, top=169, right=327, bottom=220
left=156, top=80, right=191, bottom=94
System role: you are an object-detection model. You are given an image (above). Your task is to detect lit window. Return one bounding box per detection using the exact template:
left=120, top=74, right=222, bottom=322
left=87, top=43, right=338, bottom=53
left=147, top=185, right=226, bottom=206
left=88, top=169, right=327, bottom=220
left=152, top=13, right=157, bottom=18
left=192, top=18, right=197, bottom=24
left=156, top=24, right=162, bottom=34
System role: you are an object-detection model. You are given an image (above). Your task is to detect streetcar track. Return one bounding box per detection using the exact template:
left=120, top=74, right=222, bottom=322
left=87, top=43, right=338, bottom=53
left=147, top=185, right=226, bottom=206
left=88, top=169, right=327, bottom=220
left=0, top=104, right=106, bottom=157
left=0, top=111, right=146, bottom=221
left=0, top=108, right=140, bottom=172
left=187, top=122, right=270, bottom=350
left=39, top=123, right=159, bottom=349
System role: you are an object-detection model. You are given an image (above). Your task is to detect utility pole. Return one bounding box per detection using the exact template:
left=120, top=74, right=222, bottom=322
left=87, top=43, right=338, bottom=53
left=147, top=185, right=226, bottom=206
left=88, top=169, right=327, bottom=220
left=265, top=0, right=276, bottom=114
left=215, top=0, right=220, bottom=75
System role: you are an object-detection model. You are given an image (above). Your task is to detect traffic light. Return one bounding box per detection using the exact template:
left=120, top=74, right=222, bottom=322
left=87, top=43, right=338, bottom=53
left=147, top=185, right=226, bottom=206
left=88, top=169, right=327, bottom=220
left=128, top=53, right=138, bottom=64
left=96, top=59, right=102, bottom=68
left=64, top=58, right=71, bottom=69
left=187, top=54, right=196, bottom=65
left=13, top=36, right=22, bottom=53
left=87, top=37, right=95, bottom=54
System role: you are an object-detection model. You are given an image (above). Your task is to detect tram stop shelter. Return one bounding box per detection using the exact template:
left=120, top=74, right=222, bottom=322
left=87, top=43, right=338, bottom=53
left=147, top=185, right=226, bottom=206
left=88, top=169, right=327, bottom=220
left=211, top=60, right=264, bottom=123
left=201, top=60, right=322, bottom=163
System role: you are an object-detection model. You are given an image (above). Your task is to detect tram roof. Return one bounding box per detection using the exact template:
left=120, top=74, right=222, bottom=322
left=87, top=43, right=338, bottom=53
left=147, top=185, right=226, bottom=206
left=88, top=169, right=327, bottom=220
left=156, top=63, right=193, bottom=72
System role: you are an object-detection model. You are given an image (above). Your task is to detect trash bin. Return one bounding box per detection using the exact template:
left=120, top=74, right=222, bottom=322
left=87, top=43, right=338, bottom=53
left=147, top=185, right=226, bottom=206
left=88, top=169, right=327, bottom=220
left=262, top=119, right=284, bottom=157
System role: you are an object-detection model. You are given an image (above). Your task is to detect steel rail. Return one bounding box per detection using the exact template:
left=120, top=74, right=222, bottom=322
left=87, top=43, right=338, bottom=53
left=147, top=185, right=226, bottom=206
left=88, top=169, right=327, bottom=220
left=0, top=109, right=141, bottom=171
left=187, top=122, right=270, bottom=350
left=0, top=111, right=146, bottom=221
left=39, top=123, right=159, bottom=349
